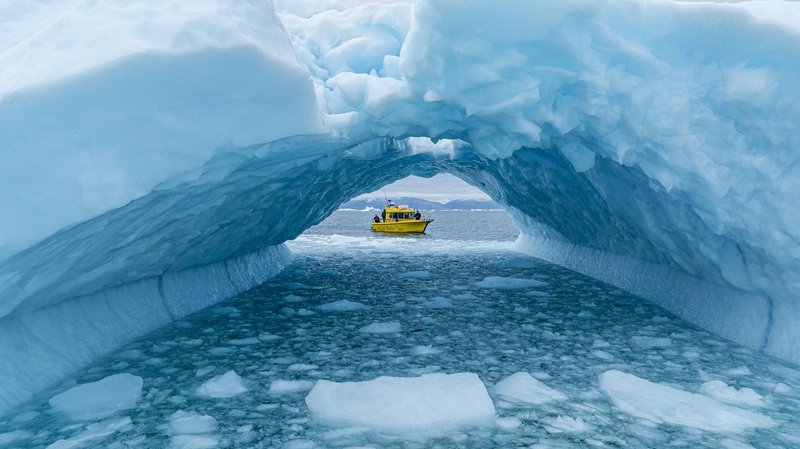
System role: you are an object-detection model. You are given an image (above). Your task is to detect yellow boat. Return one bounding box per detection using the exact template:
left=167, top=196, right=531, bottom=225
left=371, top=201, right=433, bottom=233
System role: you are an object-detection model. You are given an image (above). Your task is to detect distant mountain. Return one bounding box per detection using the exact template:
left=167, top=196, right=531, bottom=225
left=339, top=197, right=502, bottom=211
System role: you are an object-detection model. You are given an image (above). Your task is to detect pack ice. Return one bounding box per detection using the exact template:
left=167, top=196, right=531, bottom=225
left=2, top=0, right=800, bottom=417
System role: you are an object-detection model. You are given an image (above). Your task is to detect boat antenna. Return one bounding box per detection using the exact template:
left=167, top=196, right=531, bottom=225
left=383, top=189, right=390, bottom=205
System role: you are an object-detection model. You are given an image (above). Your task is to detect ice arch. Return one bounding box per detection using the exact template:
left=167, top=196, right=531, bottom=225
left=2, top=0, right=800, bottom=414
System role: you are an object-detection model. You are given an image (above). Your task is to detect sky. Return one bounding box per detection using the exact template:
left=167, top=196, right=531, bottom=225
left=354, top=174, right=492, bottom=203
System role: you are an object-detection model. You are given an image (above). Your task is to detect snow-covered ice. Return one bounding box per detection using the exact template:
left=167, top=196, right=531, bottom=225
left=48, top=373, right=142, bottom=421
left=599, top=370, right=775, bottom=432
left=493, top=372, right=566, bottom=405
left=699, top=381, right=766, bottom=408
left=196, top=371, right=247, bottom=398
left=46, top=417, right=131, bottom=449
left=169, top=411, right=219, bottom=435
left=269, top=380, right=315, bottom=395
left=305, top=373, right=496, bottom=430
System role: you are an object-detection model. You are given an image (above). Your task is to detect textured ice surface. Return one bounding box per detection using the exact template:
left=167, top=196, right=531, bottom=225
left=494, top=372, right=566, bottom=405
left=700, top=381, right=766, bottom=408
left=196, top=371, right=247, bottom=398
left=305, top=373, right=496, bottom=431
left=599, top=370, right=775, bottom=433
left=48, top=374, right=142, bottom=421
left=2, top=237, right=800, bottom=448
left=3, top=0, right=800, bottom=420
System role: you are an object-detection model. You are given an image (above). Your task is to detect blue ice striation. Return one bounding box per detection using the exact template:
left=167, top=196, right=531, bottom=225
left=1, top=0, right=800, bottom=415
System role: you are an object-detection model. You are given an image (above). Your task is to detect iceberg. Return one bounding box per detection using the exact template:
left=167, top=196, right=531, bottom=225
left=2, top=0, right=800, bottom=416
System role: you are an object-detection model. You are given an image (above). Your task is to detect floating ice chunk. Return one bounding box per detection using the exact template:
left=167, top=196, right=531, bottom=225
left=526, top=291, right=549, bottom=297
left=493, top=372, right=566, bottom=405
left=699, top=381, right=765, bottom=407
left=49, top=373, right=143, bottom=421
left=774, top=383, right=792, bottom=395
left=169, top=411, right=218, bottom=435
left=317, top=300, right=366, bottom=312
left=170, top=434, right=219, bottom=449
left=720, top=439, right=756, bottom=449
left=496, top=417, right=521, bottom=429
left=451, top=292, right=478, bottom=300
left=599, top=370, right=775, bottom=432
left=258, top=332, right=281, bottom=342
left=544, top=416, right=591, bottom=433
left=305, top=373, right=496, bottom=430
left=422, top=297, right=453, bottom=308
left=727, top=366, right=753, bottom=376
left=0, top=431, right=32, bottom=446
left=270, top=380, right=315, bottom=394
left=228, top=337, right=259, bottom=346
left=630, top=336, right=672, bottom=349
left=475, top=277, right=547, bottom=289
left=280, top=440, right=316, bottom=449
left=359, top=321, right=401, bottom=334
left=411, top=345, right=441, bottom=356
left=399, top=271, right=430, bottom=279
left=288, top=363, right=319, bottom=371
left=46, top=417, right=131, bottom=449
left=197, top=371, right=247, bottom=398
left=490, top=257, right=538, bottom=269
left=297, top=308, right=315, bottom=316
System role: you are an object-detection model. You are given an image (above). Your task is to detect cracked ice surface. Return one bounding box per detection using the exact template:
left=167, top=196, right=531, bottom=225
left=1, top=236, right=799, bottom=448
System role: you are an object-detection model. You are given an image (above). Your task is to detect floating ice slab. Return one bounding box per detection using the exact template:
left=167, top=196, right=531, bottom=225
left=493, top=372, right=566, bottom=405
left=169, top=411, right=219, bottom=434
left=700, top=381, right=765, bottom=408
left=399, top=271, right=431, bottom=279
left=475, top=277, right=547, bottom=289
left=359, top=321, right=401, bottom=334
left=46, top=417, right=131, bottom=449
left=170, top=434, right=219, bottom=449
left=599, top=370, right=775, bottom=432
left=49, top=373, right=142, bottom=421
left=269, top=380, right=315, bottom=395
left=544, top=415, right=591, bottom=433
left=305, top=373, right=496, bottom=430
left=197, top=371, right=247, bottom=398
left=317, top=300, right=366, bottom=312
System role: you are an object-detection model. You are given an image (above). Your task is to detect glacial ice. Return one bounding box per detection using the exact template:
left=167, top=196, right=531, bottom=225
left=305, top=373, right=496, bottom=431
left=48, top=373, right=142, bottom=421
left=2, top=0, right=800, bottom=417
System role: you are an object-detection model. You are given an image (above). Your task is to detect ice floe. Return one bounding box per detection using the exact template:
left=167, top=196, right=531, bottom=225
left=699, top=381, right=765, bottom=408
left=197, top=371, right=247, bottom=398
left=475, top=276, right=547, bottom=289
left=359, top=321, right=401, bottom=334
left=493, top=372, right=566, bottom=405
left=317, top=299, right=366, bottom=312
left=599, top=370, right=775, bottom=432
left=48, top=373, right=142, bottom=421
left=305, top=373, right=496, bottom=431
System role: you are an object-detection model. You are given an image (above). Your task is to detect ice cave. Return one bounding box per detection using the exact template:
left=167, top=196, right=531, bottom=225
left=2, top=0, right=800, bottom=447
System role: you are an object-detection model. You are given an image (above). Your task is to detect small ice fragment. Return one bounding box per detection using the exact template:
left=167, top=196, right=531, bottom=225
left=451, top=292, right=478, bottom=300
left=721, top=439, right=756, bottom=449
left=317, top=300, right=366, bottom=312
left=475, top=276, right=547, bottom=289
left=0, top=431, right=32, bottom=446
left=258, top=332, right=280, bottom=342
left=496, top=417, right=521, bottom=429
left=284, top=294, right=304, bottom=303
left=412, top=345, right=441, bottom=356
left=46, top=417, right=131, bottom=449
left=544, top=416, right=591, bottom=433
left=774, top=383, right=792, bottom=395
left=169, top=411, right=218, bottom=434
left=359, top=321, right=401, bottom=334
left=592, top=339, right=610, bottom=348
left=280, top=440, right=316, bottom=449
left=699, top=381, right=765, bottom=407
left=727, top=366, right=753, bottom=376
left=228, top=337, right=259, bottom=346
left=399, top=271, right=431, bottom=279
left=305, top=373, right=496, bottom=430
left=297, top=308, right=315, bottom=316
left=493, top=372, right=566, bottom=405
left=288, top=363, right=319, bottom=371
left=630, top=336, right=672, bottom=349
left=170, top=434, right=219, bottom=449
left=599, top=370, right=775, bottom=432
left=423, top=297, right=453, bottom=308
left=270, top=380, right=315, bottom=394
left=49, top=373, right=143, bottom=421
left=11, top=411, right=39, bottom=423
left=526, top=291, right=549, bottom=297
left=197, top=371, right=247, bottom=398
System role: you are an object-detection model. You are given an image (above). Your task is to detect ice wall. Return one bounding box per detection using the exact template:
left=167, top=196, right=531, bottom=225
left=2, top=0, right=800, bottom=415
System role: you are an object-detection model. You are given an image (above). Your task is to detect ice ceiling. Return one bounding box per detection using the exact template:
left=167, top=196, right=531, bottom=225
left=1, top=0, right=799, bottom=414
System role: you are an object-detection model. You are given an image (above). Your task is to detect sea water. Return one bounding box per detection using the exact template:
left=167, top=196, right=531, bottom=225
left=1, top=211, right=800, bottom=449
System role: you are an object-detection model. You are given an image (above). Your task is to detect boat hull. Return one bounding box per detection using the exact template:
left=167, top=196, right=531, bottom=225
left=371, top=220, right=432, bottom=234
